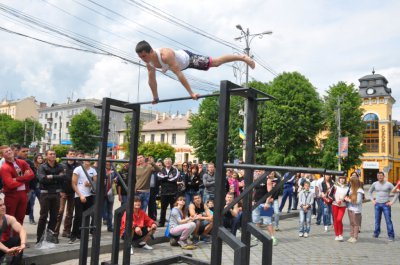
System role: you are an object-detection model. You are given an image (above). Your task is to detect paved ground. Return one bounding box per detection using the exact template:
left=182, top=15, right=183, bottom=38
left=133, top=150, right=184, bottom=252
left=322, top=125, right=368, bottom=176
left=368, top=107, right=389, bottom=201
left=40, top=199, right=400, bottom=265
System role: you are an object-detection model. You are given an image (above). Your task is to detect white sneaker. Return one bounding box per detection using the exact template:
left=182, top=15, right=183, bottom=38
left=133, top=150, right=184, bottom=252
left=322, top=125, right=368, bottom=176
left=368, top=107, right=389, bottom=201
left=130, top=246, right=134, bottom=255
left=142, top=244, right=153, bottom=250
left=312, top=215, right=316, bottom=219
left=324, top=226, right=328, bottom=232
left=304, top=233, right=308, bottom=238
left=335, top=236, right=340, bottom=241
left=299, top=233, right=304, bottom=237
left=338, top=235, right=344, bottom=241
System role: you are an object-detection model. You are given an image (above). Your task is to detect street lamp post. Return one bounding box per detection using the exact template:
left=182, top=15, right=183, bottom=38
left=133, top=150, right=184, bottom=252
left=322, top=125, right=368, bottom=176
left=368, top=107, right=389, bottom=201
left=235, top=25, right=272, bottom=160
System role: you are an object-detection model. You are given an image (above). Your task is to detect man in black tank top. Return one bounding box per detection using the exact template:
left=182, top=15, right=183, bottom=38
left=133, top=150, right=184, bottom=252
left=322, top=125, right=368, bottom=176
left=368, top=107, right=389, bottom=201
left=188, top=194, right=213, bottom=243
left=0, top=198, right=27, bottom=264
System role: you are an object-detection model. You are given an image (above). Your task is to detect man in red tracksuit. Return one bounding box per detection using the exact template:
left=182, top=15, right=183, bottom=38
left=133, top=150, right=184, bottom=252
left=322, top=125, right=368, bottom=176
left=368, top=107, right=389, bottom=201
left=0, top=146, right=34, bottom=237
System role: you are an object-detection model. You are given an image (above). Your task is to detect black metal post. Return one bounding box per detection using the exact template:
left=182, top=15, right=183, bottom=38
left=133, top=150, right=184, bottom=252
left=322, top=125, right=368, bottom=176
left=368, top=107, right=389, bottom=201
left=90, top=98, right=111, bottom=265
left=122, top=103, right=141, bottom=265
left=247, top=223, right=272, bottom=265
left=111, top=204, right=127, bottom=265
left=210, top=80, right=231, bottom=265
left=241, top=89, right=257, bottom=265
left=79, top=207, right=94, bottom=265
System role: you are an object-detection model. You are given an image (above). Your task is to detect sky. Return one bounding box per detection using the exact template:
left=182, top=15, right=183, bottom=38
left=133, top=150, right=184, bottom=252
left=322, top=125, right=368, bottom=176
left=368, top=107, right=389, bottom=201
left=0, top=0, right=399, bottom=119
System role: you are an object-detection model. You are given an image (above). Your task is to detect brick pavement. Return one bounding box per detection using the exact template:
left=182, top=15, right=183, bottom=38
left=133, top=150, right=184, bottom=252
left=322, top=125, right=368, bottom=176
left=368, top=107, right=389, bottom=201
left=50, top=200, right=400, bottom=265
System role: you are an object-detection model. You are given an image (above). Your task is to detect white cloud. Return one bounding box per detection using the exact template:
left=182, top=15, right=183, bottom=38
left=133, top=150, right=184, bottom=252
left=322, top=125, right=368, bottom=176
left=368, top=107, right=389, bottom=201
left=0, top=0, right=399, bottom=119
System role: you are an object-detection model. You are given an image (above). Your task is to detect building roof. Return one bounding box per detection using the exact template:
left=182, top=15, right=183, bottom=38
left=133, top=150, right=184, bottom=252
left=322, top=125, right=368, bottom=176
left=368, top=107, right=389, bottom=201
left=142, top=114, right=190, bottom=131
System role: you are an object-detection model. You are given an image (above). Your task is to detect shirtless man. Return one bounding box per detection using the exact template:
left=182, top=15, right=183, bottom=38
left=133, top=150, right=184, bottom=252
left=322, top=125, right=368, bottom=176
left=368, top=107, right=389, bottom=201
left=135, top=40, right=256, bottom=104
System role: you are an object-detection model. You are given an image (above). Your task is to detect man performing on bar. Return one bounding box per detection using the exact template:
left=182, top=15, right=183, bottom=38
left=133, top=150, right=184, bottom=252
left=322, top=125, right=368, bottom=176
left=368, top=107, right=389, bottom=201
left=135, top=40, right=256, bottom=104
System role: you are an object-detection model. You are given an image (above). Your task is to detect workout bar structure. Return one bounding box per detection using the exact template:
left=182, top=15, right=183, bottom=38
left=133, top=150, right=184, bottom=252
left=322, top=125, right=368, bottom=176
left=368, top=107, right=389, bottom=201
left=85, top=80, right=339, bottom=265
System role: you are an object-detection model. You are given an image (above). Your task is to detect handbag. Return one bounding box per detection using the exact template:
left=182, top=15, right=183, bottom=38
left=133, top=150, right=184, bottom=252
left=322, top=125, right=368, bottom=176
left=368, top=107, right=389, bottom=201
left=164, top=223, right=170, bottom=237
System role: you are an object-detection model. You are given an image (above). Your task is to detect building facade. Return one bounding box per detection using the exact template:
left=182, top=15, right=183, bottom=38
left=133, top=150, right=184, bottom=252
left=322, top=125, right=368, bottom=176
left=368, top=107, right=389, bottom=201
left=358, top=71, right=400, bottom=184
left=38, top=98, right=156, bottom=153
left=139, top=111, right=198, bottom=163
left=0, top=96, right=42, bottom=120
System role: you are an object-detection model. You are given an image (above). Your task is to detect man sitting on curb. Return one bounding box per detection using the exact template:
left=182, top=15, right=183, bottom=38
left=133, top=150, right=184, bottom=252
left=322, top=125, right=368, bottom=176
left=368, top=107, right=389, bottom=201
left=188, top=193, right=213, bottom=243
left=120, top=196, right=157, bottom=253
left=0, top=198, right=27, bottom=265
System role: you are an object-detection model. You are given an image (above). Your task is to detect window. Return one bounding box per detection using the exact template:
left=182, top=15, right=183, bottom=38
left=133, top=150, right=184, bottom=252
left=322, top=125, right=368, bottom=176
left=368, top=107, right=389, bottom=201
left=160, top=134, right=165, bottom=143
left=54, top=123, right=57, bottom=129
left=172, top=133, right=176, bottom=145
left=150, top=134, right=155, bottom=143
left=55, top=112, right=58, bottom=118
left=53, top=134, right=56, bottom=140
left=65, top=133, right=69, bottom=139
left=66, top=122, right=69, bottom=128
left=44, top=124, right=47, bottom=130
left=185, top=133, right=189, bottom=144
left=363, top=113, right=379, bottom=152
left=141, top=135, right=145, bottom=143
left=45, top=113, right=48, bottom=119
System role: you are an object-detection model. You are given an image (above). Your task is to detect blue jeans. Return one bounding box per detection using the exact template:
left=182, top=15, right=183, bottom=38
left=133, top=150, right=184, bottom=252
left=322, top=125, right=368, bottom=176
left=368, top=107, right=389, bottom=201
left=203, top=193, right=214, bottom=205
left=273, top=199, right=280, bottom=228
left=103, top=197, right=114, bottom=230
left=316, top=198, right=323, bottom=225
left=374, top=203, right=395, bottom=239
left=279, top=188, right=293, bottom=212
left=185, top=189, right=197, bottom=205
left=136, top=191, right=150, bottom=212
left=299, top=208, right=312, bottom=233
left=322, top=203, right=332, bottom=226
left=29, top=188, right=41, bottom=221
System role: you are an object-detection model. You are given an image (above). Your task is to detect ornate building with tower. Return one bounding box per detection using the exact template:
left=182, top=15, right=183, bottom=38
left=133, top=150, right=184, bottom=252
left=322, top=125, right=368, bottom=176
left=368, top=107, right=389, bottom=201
left=358, top=71, right=400, bottom=184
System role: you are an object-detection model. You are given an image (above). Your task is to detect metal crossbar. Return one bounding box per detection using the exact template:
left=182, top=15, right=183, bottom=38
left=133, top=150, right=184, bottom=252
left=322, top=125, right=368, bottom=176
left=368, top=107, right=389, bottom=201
left=225, top=163, right=345, bottom=176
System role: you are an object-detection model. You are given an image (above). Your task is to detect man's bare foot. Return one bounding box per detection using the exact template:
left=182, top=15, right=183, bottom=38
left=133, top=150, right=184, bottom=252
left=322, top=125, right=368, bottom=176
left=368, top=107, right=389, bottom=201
left=242, top=55, right=256, bottom=69
left=191, top=93, right=200, bottom=100
left=152, top=97, right=159, bottom=104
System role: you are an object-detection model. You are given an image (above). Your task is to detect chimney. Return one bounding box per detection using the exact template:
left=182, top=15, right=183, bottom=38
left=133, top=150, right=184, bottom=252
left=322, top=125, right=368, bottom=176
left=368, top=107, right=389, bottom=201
left=186, top=109, right=192, bottom=118
left=162, top=112, right=166, bottom=120
left=155, top=113, right=159, bottom=120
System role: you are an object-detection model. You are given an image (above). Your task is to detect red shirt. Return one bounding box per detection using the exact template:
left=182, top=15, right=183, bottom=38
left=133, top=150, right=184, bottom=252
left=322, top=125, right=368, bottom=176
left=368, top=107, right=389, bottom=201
left=120, top=209, right=156, bottom=237
left=0, top=159, right=34, bottom=193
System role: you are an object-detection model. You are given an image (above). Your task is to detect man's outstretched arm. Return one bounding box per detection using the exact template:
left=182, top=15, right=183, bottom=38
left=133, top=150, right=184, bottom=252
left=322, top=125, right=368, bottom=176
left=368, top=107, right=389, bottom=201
left=147, top=64, right=159, bottom=103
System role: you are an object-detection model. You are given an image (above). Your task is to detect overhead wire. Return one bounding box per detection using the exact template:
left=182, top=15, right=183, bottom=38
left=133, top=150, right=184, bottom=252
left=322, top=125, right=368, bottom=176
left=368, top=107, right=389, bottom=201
left=0, top=2, right=218, bottom=92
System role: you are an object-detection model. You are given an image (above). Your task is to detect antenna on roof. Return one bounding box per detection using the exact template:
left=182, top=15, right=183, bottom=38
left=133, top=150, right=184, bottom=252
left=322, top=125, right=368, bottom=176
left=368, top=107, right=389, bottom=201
left=372, top=67, right=375, bottom=75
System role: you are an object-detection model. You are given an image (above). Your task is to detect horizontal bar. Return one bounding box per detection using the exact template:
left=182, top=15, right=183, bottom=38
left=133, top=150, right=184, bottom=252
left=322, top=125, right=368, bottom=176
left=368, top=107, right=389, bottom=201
left=218, top=227, right=247, bottom=251
left=225, top=163, right=344, bottom=176
left=256, top=97, right=275, bottom=101
left=60, top=157, right=129, bottom=163
left=125, top=93, right=220, bottom=107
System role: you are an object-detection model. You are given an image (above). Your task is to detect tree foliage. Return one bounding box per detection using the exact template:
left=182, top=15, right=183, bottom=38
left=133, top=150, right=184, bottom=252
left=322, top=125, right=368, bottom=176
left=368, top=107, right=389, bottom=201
left=0, top=114, right=44, bottom=145
left=69, top=109, right=100, bottom=153
left=319, top=81, right=365, bottom=171
left=187, top=94, right=244, bottom=163
left=52, top=144, right=70, bottom=158
left=138, top=142, right=175, bottom=162
left=256, top=72, right=324, bottom=166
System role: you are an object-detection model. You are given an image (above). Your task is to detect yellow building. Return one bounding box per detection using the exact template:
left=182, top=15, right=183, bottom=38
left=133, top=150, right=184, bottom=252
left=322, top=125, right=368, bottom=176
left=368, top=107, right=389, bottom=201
left=0, top=96, right=41, bottom=120
left=358, top=71, right=400, bottom=184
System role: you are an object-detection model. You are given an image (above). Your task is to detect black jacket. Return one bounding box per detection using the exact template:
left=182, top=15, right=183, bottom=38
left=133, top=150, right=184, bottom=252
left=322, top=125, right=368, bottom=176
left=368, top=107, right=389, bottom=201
left=37, top=162, right=65, bottom=193
left=62, top=161, right=80, bottom=194
left=158, top=166, right=179, bottom=195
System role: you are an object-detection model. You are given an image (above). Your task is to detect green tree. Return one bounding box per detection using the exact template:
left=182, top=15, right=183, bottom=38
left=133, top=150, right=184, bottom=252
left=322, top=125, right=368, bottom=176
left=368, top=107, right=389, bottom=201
left=52, top=144, right=70, bottom=158
left=69, top=109, right=101, bottom=153
left=0, top=115, right=44, bottom=145
left=320, top=81, right=365, bottom=171
left=187, top=94, right=244, bottom=163
left=256, top=72, right=324, bottom=166
left=138, top=142, right=175, bottom=162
